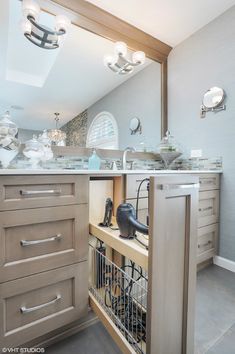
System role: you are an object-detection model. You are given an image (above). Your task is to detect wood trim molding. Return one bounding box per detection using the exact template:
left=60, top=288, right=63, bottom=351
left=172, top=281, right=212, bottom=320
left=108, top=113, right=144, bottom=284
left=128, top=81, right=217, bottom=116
left=51, top=0, right=172, bottom=62
left=161, top=60, right=168, bottom=136
left=49, top=0, right=172, bottom=137
left=214, top=256, right=235, bottom=273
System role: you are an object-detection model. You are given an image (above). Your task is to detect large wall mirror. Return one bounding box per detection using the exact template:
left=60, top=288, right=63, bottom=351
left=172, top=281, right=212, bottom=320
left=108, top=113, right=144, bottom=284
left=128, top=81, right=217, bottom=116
left=0, top=0, right=171, bottom=153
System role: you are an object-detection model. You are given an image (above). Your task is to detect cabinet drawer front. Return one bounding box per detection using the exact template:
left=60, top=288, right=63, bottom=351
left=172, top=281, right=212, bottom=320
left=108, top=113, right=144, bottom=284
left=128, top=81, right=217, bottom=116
left=0, top=175, right=88, bottom=211
left=197, top=224, right=218, bottom=263
left=198, top=190, right=219, bottom=227
left=197, top=174, right=220, bottom=191
left=0, top=205, right=88, bottom=282
left=125, top=174, right=150, bottom=199
left=0, top=263, right=88, bottom=348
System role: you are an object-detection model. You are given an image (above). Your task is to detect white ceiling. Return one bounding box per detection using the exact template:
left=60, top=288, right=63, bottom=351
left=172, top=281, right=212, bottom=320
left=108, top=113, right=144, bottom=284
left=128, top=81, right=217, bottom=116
left=87, top=0, right=235, bottom=46
left=0, top=0, right=153, bottom=130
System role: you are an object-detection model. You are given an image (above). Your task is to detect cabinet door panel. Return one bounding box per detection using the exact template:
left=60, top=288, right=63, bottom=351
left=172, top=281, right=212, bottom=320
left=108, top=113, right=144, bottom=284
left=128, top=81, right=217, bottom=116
left=197, top=224, right=218, bottom=264
left=197, top=174, right=220, bottom=191
left=0, top=175, right=88, bottom=211
left=0, top=205, right=88, bottom=282
left=0, top=263, right=88, bottom=348
left=198, top=190, right=219, bottom=227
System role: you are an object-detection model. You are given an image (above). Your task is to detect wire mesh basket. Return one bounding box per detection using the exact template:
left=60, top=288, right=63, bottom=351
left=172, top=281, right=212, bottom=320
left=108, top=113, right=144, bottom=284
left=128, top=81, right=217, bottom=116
left=89, top=242, right=148, bottom=354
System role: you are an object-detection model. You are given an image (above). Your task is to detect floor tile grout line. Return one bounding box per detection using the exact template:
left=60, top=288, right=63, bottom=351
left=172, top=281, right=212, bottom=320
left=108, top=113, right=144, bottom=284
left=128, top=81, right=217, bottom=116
left=204, top=321, right=235, bottom=354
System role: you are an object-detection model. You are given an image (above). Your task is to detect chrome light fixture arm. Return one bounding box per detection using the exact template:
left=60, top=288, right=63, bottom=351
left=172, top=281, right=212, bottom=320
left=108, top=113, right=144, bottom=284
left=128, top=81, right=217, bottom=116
left=21, top=0, right=70, bottom=50
left=104, top=41, right=146, bottom=75
left=200, top=103, right=226, bottom=118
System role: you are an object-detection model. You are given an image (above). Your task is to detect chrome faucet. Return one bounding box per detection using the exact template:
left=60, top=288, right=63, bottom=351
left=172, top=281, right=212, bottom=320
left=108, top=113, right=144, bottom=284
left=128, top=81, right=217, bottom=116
left=122, top=147, right=136, bottom=170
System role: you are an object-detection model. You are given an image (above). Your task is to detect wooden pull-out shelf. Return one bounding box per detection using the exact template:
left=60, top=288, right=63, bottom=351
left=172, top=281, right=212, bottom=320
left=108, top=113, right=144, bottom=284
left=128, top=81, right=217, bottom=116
left=89, top=221, right=148, bottom=270
left=89, top=292, right=135, bottom=354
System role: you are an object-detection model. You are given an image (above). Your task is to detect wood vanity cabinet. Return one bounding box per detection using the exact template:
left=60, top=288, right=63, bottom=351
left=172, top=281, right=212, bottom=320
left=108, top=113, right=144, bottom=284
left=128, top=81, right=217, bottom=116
left=195, top=174, right=220, bottom=264
left=125, top=172, right=220, bottom=265
left=0, top=175, right=89, bottom=349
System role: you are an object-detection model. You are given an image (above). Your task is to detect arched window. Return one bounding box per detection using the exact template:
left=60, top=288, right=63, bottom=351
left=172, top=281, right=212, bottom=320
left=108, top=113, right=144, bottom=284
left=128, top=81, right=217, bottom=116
left=86, top=112, right=119, bottom=149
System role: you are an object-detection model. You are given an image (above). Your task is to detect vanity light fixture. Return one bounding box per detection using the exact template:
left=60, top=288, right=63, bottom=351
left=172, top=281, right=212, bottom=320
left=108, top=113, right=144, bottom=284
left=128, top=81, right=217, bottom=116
left=47, top=113, right=66, bottom=145
left=104, top=41, right=146, bottom=75
left=20, top=0, right=70, bottom=50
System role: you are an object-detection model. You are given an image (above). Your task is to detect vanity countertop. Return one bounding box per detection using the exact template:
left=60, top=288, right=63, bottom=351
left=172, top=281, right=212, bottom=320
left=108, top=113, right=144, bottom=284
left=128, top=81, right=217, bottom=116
left=0, top=169, right=223, bottom=175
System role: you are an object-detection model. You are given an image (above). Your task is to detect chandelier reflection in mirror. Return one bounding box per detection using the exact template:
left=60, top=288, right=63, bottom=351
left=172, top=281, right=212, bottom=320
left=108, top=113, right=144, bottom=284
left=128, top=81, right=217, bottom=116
left=47, top=113, right=66, bottom=146
left=20, top=0, right=70, bottom=50
left=104, top=42, right=146, bottom=75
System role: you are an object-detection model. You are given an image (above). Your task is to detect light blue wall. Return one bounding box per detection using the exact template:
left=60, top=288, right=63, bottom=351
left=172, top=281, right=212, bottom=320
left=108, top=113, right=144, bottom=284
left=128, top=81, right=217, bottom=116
left=18, top=128, right=41, bottom=143
left=87, top=62, right=161, bottom=151
left=168, top=6, right=235, bottom=261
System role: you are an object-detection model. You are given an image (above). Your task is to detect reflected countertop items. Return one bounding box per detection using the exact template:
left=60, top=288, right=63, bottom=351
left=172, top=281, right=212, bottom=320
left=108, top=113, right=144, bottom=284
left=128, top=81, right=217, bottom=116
left=0, top=169, right=223, bottom=176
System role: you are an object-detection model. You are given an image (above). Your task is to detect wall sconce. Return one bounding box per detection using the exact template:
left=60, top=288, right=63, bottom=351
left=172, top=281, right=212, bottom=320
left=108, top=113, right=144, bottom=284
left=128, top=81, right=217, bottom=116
left=20, top=0, right=70, bottom=50
left=200, top=87, right=226, bottom=118
left=104, top=41, right=146, bottom=75
left=129, top=117, right=142, bottom=135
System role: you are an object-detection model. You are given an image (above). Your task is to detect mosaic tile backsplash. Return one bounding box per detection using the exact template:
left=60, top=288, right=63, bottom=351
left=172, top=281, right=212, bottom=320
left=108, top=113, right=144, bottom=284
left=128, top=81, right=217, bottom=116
left=61, top=110, right=88, bottom=147
left=3, top=152, right=222, bottom=171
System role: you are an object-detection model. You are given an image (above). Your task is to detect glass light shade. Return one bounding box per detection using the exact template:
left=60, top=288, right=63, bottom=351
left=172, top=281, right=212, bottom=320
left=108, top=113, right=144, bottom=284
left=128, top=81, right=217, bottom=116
left=55, top=15, right=71, bottom=32
left=20, top=19, right=32, bottom=35
left=132, top=51, right=146, bottom=64
left=47, top=129, right=66, bottom=144
left=114, top=41, right=127, bottom=56
left=103, top=55, right=117, bottom=66
left=22, top=0, right=40, bottom=20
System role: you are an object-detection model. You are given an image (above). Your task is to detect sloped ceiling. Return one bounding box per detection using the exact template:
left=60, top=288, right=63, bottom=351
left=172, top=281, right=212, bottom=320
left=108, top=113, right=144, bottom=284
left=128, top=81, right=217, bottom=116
left=87, top=0, right=235, bottom=46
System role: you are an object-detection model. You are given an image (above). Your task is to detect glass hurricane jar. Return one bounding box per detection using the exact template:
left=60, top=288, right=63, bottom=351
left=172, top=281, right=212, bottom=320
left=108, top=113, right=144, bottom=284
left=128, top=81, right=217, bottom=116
left=157, top=131, right=183, bottom=169
left=23, top=135, right=45, bottom=169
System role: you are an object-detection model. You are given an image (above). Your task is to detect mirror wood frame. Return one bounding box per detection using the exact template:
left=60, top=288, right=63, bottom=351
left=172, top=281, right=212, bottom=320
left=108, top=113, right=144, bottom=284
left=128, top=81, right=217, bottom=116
left=47, top=0, right=172, bottom=138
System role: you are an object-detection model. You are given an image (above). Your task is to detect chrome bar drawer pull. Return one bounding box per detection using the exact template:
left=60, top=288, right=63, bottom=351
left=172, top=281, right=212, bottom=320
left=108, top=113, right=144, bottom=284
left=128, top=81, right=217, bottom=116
left=158, top=183, right=200, bottom=190
left=20, top=234, right=62, bottom=247
left=199, top=206, right=213, bottom=212
left=20, top=295, right=61, bottom=314
left=200, top=180, right=214, bottom=185
left=20, top=189, right=61, bottom=196
left=198, top=240, right=212, bottom=248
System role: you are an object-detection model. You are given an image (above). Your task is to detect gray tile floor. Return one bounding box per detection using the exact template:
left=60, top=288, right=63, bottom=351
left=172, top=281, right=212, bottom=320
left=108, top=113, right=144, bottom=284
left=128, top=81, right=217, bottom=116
left=195, top=265, right=235, bottom=354
left=45, top=265, right=235, bottom=354
left=45, top=322, right=121, bottom=354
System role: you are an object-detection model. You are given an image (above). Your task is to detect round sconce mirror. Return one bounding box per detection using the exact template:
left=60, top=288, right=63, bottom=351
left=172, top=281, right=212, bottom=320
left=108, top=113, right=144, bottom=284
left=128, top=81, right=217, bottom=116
left=129, top=117, right=142, bottom=135
left=203, top=87, right=224, bottom=108
left=200, top=87, right=226, bottom=118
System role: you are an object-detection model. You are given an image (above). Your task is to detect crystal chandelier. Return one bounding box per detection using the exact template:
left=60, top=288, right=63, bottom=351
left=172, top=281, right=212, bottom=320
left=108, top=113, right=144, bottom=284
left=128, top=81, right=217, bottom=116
left=20, top=0, right=70, bottom=50
left=103, top=42, right=146, bottom=75
left=47, top=113, right=66, bottom=145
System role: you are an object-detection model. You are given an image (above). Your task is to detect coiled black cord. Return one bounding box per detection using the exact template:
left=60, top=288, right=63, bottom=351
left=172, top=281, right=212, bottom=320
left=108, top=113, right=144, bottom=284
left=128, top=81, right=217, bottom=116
left=135, top=178, right=149, bottom=219
left=104, top=261, right=147, bottom=343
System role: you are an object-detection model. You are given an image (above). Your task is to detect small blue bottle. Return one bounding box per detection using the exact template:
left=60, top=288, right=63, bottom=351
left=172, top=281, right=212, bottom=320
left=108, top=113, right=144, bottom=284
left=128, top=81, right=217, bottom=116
left=88, top=149, right=101, bottom=170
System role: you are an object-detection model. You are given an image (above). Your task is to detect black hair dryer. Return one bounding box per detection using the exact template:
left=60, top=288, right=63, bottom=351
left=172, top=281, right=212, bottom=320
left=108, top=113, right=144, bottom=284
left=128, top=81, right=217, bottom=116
left=116, top=203, right=148, bottom=239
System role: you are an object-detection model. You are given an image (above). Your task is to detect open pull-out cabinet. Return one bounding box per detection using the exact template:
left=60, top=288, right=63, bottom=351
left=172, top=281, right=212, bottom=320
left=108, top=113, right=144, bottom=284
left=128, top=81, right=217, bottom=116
left=89, top=175, right=199, bottom=354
